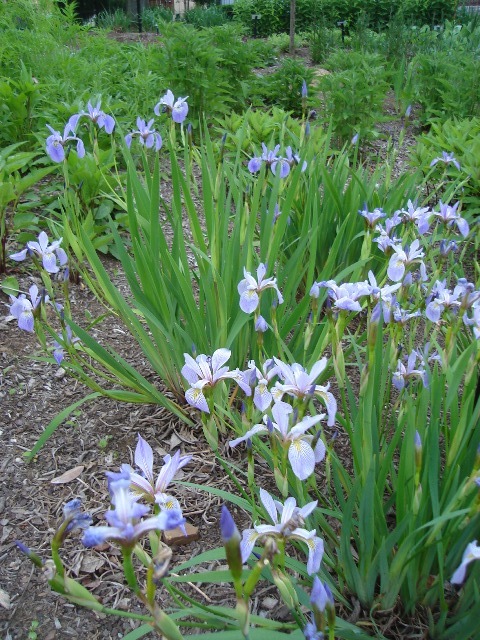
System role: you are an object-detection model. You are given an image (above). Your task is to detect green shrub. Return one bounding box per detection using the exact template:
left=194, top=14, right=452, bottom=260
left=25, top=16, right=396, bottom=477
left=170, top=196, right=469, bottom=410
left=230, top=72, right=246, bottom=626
left=232, top=0, right=457, bottom=37
left=409, top=118, right=480, bottom=215
left=254, top=58, right=315, bottom=117
left=318, top=51, right=390, bottom=144
left=141, top=6, right=174, bottom=31
left=156, top=23, right=255, bottom=120
left=96, top=9, right=132, bottom=32
left=184, top=6, right=231, bottom=28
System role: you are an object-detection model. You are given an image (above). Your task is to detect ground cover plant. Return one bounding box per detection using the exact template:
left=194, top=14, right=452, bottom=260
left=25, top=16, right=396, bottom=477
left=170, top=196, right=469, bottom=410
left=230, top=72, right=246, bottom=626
left=1, top=1, right=479, bottom=639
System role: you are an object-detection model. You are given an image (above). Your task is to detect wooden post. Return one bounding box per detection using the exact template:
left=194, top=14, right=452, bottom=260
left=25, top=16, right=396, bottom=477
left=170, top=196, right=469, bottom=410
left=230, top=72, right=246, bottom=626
left=289, top=0, right=296, bottom=55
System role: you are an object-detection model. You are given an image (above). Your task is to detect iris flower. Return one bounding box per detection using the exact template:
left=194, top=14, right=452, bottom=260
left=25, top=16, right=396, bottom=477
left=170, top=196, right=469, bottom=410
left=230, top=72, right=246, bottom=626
left=247, top=144, right=290, bottom=177
left=240, top=488, right=324, bottom=575
left=129, top=434, right=191, bottom=529
left=358, top=205, right=385, bottom=228
left=235, top=359, right=278, bottom=411
left=430, top=151, right=461, bottom=171
left=182, top=348, right=236, bottom=413
left=315, top=279, right=371, bottom=313
left=154, top=90, right=189, bottom=124
left=425, top=280, right=461, bottom=323
left=125, top=118, right=162, bottom=151
left=237, top=263, right=283, bottom=313
left=433, top=202, right=469, bottom=238
left=81, top=100, right=115, bottom=133
left=387, top=239, right=425, bottom=282
left=229, top=402, right=325, bottom=480
left=82, top=468, right=184, bottom=547
left=10, top=231, right=68, bottom=274
left=9, top=285, right=47, bottom=332
left=451, top=540, right=480, bottom=584
left=53, top=325, right=80, bottom=364
left=46, top=122, right=85, bottom=163
left=273, top=357, right=337, bottom=426
left=399, top=200, right=431, bottom=234
left=392, top=351, right=428, bottom=390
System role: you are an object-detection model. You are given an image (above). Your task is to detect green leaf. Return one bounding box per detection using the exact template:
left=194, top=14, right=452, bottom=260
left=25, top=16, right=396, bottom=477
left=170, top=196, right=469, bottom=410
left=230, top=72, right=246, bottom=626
left=0, top=275, right=19, bottom=296
left=121, top=624, right=153, bottom=640
left=24, top=393, right=101, bottom=461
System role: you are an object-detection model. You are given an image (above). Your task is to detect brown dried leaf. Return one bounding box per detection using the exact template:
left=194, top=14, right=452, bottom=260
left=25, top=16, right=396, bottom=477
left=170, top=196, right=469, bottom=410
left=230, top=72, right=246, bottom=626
left=50, top=465, right=84, bottom=484
left=80, top=555, right=105, bottom=574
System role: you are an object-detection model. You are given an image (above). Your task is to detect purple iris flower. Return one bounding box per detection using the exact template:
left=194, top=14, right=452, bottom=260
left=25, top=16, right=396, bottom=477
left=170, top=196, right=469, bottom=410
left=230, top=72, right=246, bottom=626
left=359, top=205, right=385, bottom=228
left=240, top=488, right=323, bottom=575
left=9, top=285, right=47, bottom=332
left=229, top=402, right=326, bottom=480
left=53, top=325, right=80, bottom=364
left=387, top=239, right=425, bottom=282
left=255, top=315, right=268, bottom=332
left=451, top=540, right=480, bottom=584
left=433, top=202, right=469, bottom=238
left=439, top=239, right=458, bottom=257
left=181, top=348, right=236, bottom=413
left=301, top=80, right=308, bottom=99
left=82, top=469, right=184, bottom=548
left=128, top=435, right=191, bottom=532
left=125, top=118, right=162, bottom=151
left=315, top=279, right=371, bottom=313
left=373, top=229, right=399, bottom=254
left=237, top=263, right=283, bottom=313
left=81, top=100, right=115, bottom=133
left=284, top=146, right=307, bottom=172
left=430, top=151, right=461, bottom=171
left=61, top=499, right=92, bottom=537
left=10, top=231, right=68, bottom=274
left=385, top=211, right=402, bottom=234
left=311, top=576, right=334, bottom=613
left=248, top=144, right=290, bottom=178
left=235, top=359, right=278, bottom=411
left=392, top=351, right=428, bottom=391
left=46, top=122, right=85, bottom=163
left=454, top=279, right=480, bottom=310
left=367, top=271, right=401, bottom=322
left=400, top=200, right=431, bottom=234
left=425, top=280, right=461, bottom=323
left=392, top=300, right=421, bottom=325
left=272, top=357, right=336, bottom=426
left=154, top=90, right=189, bottom=124
left=351, top=133, right=359, bottom=145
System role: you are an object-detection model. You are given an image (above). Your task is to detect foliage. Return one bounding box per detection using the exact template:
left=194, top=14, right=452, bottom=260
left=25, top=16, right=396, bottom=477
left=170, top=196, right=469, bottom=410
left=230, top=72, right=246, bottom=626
left=0, top=144, right=52, bottom=272
left=232, top=0, right=458, bottom=37
left=96, top=8, right=132, bottom=32
left=141, top=6, right=174, bottom=31
left=409, top=118, right=480, bottom=216
left=412, top=43, right=480, bottom=121
left=156, top=23, right=256, bottom=120
left=318, top=51, right=390, bottom=144
left=184, top=6, right=232, bottom=28
left=254, top=58, right=315, bottom=116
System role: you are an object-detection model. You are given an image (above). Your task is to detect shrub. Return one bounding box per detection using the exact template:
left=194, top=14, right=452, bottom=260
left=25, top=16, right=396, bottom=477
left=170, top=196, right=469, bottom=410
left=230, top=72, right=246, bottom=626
left=318, top=51, right=390, bottom=144
left=184, top=6, right=232, bottom=28
left=232, top=0, right=458, bottom=37
left=254, top=58, right=315, bottom=116
left=96, top=9, right=132, bottom=32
